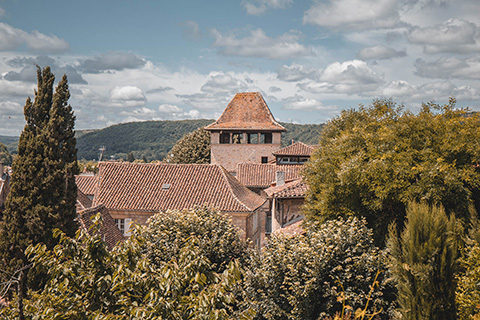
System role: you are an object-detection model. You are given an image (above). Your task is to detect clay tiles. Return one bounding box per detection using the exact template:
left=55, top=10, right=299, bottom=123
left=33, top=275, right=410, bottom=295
left=204, top=92, right=286, bottom=131
left=77, top=204, right=125, bottom=250
left=93, top=162, right=266, bottom=213
left=236, top=163, right=304, bottom=188
left=76, top=189, right=93, bottom=211
left=273, top=141, right=316, bottom=157
left=76, top=174, right=98, bottom=196
left=264, top=179, right=308, bottom=198
left=273, top=219, right=305, bottom=236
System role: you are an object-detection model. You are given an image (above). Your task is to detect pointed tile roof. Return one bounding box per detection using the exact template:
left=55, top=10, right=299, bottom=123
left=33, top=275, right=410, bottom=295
left=264, top=178, right=308, bottom=198
left=76, top=174, right=98, bottom=196
left=273, top=141, right=316, bottom=157
left=93, top=162, right=266, bottom=213
left=236, top=163, right=304, bottom=188
left=205, top=92, right=285, bottom=131
left=77, top=204, right=125, bottom=250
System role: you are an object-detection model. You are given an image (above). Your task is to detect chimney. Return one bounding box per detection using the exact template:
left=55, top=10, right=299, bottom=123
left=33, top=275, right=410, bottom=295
left=276, top=171, right=285, bottom=186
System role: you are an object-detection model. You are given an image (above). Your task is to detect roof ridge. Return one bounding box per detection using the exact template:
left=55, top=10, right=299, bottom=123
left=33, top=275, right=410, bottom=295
left=218, top=165, right=252, bottom=211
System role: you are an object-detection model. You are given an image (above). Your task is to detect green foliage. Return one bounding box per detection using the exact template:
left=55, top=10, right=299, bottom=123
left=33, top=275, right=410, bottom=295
left=165, top=127, right=211, bottom=164
left=245, top=217, right=394, bottom=320
left=456, top=240, right=480, bottom=319
left=304, top=98, right=480, bottom=244
left=76, top=119, right=214, bottom=161
left=0, top=211, right=254, bottom=319
left=141, top=205, right=250, bottom=274
left=387, top=202, right=460, bottom=320
left=0, top=135, right=19, bottom=156
left=0, top=142, right=12, bottom=165
left=0, top=67, right=78, bottom=309
left=77, top=159, right=98, bottom=174
left=280, top=122, right=324, bottom=147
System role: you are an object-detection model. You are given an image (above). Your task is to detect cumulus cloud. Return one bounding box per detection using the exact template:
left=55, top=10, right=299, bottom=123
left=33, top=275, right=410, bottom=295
left=269, top=86, right=282, bottom=92
left=415, top=56, right=480, bottom=80
left=282, top=95, right=328, bottom=111
left=0, top=22, right=69, bottom=53
left=408, top=18, right=480, bottom=53
left=109, top=86, right=146, bottom=107
left=80, top=52, right=146, bottom=74
left=242, top=0, right=292, bottom=15
left=303, top=0, right=400, bottom=30
left=298, top=60, right=384, bottom=95
left=146, top=86, right=174, bottom=94
left=277, top=64, right=318, bottom=82
left=181, top=20, right=201, bottom=40
left=158, top=104, right=183, bottom=113
left=357, top=45, right=406, bottom=60
left=211, top=28, right=313, bottom=59
left=200, top=72, right=248, bottom=94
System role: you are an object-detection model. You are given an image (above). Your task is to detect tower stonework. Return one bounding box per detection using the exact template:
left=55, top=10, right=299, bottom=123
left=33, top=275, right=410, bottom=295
left=205, top=92, right=285, bottom=172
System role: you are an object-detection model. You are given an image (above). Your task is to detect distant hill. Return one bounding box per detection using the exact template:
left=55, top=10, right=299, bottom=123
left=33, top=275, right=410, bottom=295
left=0, top=120, right=325, bottom=161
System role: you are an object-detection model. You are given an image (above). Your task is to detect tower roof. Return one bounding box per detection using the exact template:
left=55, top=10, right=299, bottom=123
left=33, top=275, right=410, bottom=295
left=205, top=92, right=285, bottom=131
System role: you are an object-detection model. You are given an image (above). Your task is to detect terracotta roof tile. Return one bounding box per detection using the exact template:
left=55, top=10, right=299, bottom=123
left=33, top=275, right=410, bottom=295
left=205, top=92, right=285, bottom=131
left=273, top=141, right=316, bottom=157
left=76, top=188, right=93, bottom=211
left=77, top=204, right=125, bottom=250
left=236, top=163, right=304, bottom=188
left=76, top=174, right=98, bottom=196
left=93, top=162, right=266, bottom=213
left=265, top=179, right=308, bottom=198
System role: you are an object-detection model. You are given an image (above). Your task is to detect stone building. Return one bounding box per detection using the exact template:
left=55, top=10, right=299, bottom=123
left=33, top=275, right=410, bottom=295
left=205, top=92, right=285, bottom=173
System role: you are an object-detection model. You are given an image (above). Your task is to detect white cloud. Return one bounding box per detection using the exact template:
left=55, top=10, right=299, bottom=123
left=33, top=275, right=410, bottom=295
left=408, top=18, right=480, bottom=53
left=211, top=28, right=313, bottom=59
left=158, top=104, right=183, bottom=113
left=242, top=0, right=292, bottom=15
left=200, top=72, right=248, bottom=94
left=379, top=80, right=416, bottom=97
left=181, top=20, right=201, bottom=40
left=109, top=86, right=146, bottom=107
left=415, top=56, right=480, bottom=80
left=0, top=22, right=69, bottom=53
left=282, top=95, right=329, bottom=111
left=303, top=0, right=400, bottom=30
left=80, top=52, right=146, bottom=74
left=277, top=63, right=318, bottom=82
left=357, top=45, right=406, bottom=60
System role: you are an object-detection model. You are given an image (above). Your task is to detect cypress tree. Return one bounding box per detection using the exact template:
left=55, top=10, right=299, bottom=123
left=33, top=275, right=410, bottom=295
left=0, top=66, right=78, bottom=318
left=387, top=202, right=460, bottom=320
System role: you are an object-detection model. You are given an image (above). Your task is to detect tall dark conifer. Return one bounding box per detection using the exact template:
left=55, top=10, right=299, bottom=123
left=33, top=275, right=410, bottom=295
left=0, top=67, right=78, bottom=318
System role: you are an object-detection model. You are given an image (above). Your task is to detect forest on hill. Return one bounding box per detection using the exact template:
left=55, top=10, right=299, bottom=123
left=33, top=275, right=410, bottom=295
left=0, top=120, right=324, bottom=161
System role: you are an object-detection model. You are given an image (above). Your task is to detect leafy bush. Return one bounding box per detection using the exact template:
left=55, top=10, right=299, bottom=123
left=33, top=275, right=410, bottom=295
left=245, top=217, right=394, bottom=320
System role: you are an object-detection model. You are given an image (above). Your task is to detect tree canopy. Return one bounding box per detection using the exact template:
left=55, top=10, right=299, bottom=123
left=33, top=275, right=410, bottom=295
left=0, top=142, right=12, bottom=166
left=164, top=127, right=211, bottom=164
left=0, top=66, right=78, bottom=318
left=304, top=98, right=480, bottom=244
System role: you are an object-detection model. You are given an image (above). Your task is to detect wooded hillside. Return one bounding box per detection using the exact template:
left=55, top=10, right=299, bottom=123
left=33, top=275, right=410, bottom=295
left=0, top=120, right=324, bottom=161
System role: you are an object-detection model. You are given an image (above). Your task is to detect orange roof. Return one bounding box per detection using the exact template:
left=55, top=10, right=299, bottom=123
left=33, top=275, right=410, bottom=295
left=236, top=163, right=304, bottom=188
left=273, top=219, right=305, bottom=236
left=205, top=92, right=285, bottom=131
left=76, top=189, right=93, bottom=211
left=93, top=162, right=266, bottom=213
left=273, top=141, right=316, bottom=157
left=265, top=178, right=308, bottom=198
left=77, top=204, right=125, bottom=250
left=76, top=174, right=98, bottom=196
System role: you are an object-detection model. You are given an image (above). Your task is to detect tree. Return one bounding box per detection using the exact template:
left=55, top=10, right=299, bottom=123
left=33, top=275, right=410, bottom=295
left=387, top=202, right=460, bottom=320
left=165, top=127, right=210, bottom=164
left=126, top=152, right=135, bottom=162
left=0, top=142, right=13, bottom=166
left=0, top=66, right=78, bottom=318
left=0, top=212, right=255, bottom=319
left=304, top=98, right=480, bottom=244
left=245, top=218, right=394, bottom=320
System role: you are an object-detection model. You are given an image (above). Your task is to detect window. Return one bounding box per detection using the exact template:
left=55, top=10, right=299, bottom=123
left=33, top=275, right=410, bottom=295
left=247, top=133, right=258, bottom=144
left=220, top=133, right=230, bottom=144
left=114, top=218, right=125, bottom=235
left=265, top=212, right=272, bottom=234
left=261, top=157, right=268, bottom=164
left=260, top=133, right=272, bottom=144
left=232, top=132, right=243, bottom=144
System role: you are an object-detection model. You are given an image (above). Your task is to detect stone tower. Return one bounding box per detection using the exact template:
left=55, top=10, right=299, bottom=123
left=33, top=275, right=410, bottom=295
left=205, top=92, right=285, bottom=172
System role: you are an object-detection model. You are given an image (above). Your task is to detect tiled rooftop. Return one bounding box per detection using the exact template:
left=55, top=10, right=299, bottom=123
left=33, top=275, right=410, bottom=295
left=76, top=188, right=93, bottom=211
left=236, top=163, right=304, bottom=188
left=273, top=219, right=305, bottom=236
left=264, top=178, right=308, bottom=198
left=205, top=92, right=286, bottom=131
left=77, top=204, right=125, bottom=250
left=76, top=174, right=98, bottom=196
left=273, top=141, right=316, bottom=157
left=93, top=162, right=266, bottom=213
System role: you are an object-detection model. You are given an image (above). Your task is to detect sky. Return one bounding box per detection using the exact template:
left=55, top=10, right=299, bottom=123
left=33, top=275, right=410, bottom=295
left=1, top=0, right=480, bottom=136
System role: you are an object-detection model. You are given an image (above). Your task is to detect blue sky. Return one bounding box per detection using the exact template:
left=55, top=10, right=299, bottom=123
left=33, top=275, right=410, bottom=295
left=1, top=0, right=480, bottom=135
